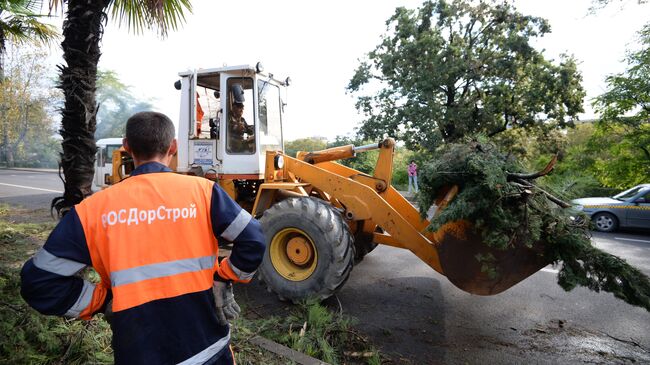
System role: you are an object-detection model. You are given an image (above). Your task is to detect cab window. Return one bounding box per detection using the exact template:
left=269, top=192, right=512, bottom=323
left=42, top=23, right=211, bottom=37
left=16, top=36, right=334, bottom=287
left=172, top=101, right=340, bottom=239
left=98, top=145, right=120, bottom=167
left=196, top=73, right=221, bottom=140
left=226, top=77, right=255, bottom=154
left=258, top=79, right=283, bottom=154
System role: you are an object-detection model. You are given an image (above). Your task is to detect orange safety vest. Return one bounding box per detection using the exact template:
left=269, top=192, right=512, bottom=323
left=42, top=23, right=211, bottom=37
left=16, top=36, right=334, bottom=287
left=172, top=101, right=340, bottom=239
left=75, top=172, right=218, bottom=313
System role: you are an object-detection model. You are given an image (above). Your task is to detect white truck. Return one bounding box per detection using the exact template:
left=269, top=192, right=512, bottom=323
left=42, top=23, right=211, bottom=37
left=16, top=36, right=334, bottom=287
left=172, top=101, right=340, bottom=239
left=94, top=138, right=123, bottom=188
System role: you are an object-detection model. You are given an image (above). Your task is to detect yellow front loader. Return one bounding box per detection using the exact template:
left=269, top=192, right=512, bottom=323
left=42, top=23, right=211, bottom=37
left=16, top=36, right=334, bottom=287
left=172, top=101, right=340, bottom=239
left=101, top=64, right=547, bottom=302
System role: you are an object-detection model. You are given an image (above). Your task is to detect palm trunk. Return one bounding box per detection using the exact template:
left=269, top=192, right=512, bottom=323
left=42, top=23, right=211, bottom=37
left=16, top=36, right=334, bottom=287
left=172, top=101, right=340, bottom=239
left=52, top=0, right=111, bottom=217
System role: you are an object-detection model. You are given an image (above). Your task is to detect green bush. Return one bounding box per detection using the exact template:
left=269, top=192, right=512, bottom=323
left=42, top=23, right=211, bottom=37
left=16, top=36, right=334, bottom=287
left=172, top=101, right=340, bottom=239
left=0, top=268, right=113, bottom=364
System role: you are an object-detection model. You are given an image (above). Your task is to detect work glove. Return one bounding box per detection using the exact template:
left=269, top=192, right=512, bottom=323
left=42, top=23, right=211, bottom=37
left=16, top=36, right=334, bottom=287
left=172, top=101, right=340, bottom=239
left=213, top=280, right=241, bottom=325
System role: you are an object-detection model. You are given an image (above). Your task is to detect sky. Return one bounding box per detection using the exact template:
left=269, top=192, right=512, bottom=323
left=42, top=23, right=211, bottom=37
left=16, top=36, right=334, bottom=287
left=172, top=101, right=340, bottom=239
left=39, top=0, right=650, bottom=141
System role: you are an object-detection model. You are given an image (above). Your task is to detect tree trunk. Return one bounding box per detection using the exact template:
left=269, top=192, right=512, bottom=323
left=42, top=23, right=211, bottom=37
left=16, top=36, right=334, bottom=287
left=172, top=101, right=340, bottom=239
left=52, top=0, right=111, bottom=217
left=3, top=129, right=13, bottom=167
left=0, top=21, right=5, bottom=81
left=442, top=86, right=459, bottom=142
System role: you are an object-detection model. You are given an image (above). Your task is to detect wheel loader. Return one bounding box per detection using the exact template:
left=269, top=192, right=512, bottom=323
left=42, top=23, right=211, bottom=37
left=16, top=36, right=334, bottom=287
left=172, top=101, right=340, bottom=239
left=100, top=63, right=548, bottom=302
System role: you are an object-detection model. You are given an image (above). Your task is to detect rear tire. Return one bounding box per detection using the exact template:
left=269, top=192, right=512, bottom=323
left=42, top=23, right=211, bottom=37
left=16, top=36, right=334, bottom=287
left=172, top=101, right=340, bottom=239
left=258, top=197, right=355, bottom=302
left=592, top=212, right=618, bottom=232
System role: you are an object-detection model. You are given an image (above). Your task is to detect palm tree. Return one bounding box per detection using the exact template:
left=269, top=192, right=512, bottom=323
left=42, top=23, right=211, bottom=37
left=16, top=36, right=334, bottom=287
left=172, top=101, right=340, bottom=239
left=49, top=0, right=192, bottom=216
left=0, top=0, right=57, bottom=78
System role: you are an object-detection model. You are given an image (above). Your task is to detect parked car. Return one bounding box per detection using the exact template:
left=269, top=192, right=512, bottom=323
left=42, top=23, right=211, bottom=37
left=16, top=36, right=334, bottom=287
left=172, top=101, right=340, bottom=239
left=571, top=184, right=650, bottom=232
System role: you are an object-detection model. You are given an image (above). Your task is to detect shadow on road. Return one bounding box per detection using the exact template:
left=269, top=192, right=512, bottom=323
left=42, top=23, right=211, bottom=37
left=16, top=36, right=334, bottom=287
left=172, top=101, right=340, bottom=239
left=0, top=192, right=60, bottom=211
left=331, top=275, right=447, bottom=364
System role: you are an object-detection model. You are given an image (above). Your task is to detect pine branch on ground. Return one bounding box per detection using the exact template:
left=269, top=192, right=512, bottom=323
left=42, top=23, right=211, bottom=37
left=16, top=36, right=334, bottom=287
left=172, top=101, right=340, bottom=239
left=235, top=299, right=381, bottom=365
left=417, top=136, right=650, bottom=312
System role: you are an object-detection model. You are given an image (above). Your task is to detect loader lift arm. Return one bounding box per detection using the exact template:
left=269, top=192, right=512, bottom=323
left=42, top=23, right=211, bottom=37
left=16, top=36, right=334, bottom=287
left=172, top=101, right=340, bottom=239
left=254, top=139, right=548, bottom=296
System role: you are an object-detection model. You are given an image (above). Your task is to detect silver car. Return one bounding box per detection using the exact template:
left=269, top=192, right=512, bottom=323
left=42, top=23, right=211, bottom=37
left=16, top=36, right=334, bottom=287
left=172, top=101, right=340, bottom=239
left=572, top=184, right=650, bottom=232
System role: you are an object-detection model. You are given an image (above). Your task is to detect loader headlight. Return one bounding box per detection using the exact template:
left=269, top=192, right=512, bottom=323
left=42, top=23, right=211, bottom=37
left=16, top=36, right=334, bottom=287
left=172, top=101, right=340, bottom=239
left=274, top=155, right=284, bottom=169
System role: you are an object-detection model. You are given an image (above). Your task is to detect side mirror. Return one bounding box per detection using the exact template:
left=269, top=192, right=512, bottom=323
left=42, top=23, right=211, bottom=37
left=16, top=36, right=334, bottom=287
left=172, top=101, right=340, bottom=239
left=634, top=197, right=647, bottom=204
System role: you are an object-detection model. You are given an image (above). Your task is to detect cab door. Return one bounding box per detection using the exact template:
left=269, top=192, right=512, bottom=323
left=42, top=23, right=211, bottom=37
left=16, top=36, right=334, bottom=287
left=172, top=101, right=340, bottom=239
left=219, top=73, right=261, bottom=176
left=257, top=78, right=284, bottom=173
left=176, top=71, right=198, bottom=170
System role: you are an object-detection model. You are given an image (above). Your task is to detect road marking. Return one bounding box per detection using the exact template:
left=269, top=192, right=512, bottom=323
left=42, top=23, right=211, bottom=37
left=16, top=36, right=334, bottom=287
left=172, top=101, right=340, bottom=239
left=0, top=182, right=62, bottom=193
left=540, top=268, right=559, bottom=274
left=614, top=237, right=650, bottom=244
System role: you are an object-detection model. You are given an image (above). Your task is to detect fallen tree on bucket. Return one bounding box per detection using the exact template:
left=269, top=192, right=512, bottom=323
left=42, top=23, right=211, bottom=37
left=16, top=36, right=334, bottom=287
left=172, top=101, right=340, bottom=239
left=417, top=136, right=650, bottom=311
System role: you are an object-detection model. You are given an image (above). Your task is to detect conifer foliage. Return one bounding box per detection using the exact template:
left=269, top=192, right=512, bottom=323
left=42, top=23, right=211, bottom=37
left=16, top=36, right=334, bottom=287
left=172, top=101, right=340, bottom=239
left=418, top=137, right=650, bottom=311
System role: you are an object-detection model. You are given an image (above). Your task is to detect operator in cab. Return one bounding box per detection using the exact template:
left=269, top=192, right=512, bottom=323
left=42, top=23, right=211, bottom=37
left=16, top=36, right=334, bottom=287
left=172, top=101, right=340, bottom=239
left=20, top=111, right=266, bottom=365
left=227, top=84, right=255, bottom=153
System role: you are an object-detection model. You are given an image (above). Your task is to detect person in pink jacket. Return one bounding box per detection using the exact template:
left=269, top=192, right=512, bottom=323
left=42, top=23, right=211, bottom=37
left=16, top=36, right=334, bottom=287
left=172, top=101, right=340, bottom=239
left=408, top=160, right=418, bottom=194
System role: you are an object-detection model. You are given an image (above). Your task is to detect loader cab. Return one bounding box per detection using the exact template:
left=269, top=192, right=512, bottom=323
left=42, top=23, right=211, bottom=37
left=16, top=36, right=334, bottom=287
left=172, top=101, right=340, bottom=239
left=176, top=64, right=287, bottom=178
left=94, top=138, right=123, bottom=188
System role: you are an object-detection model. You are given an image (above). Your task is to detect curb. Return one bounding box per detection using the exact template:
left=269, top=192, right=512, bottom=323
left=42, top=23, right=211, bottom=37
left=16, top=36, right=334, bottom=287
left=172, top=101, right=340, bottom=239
left=249, top=336, right=331, bottom=365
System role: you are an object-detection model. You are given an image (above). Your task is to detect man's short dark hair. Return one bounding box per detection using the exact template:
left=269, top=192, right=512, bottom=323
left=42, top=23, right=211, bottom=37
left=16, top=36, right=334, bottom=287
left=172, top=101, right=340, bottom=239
left=125, top=112, right=175, bottom=160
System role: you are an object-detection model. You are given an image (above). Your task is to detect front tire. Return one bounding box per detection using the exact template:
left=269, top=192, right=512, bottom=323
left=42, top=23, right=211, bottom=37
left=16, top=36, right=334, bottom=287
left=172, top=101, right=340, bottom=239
left=353, top=226, right=382, bottom=262
left=592, top=212, right=618, bottom=232
left=259, top=197, right=355, bottom=302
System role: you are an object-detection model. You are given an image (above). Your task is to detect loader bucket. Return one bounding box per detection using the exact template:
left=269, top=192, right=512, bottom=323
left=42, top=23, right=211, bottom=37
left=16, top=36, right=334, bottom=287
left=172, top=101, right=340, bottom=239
left=433, top=221, right=549, bottom=295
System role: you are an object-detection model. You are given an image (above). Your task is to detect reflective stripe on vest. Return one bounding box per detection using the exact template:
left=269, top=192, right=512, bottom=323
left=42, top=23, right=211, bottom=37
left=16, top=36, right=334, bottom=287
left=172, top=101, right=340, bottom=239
left=65, top=280, right=95, bottom=318
left=217, top=257, right=255, bottom=283
left=220, top=209, right=252, bottom=241
left=33, top=249, right=86, bottom=276
left=111, top=255, right=216, bottom=287
left=177, top=331, right=230, bottom=365
left=31, top=249, right=101, bottom=319
left=75, top=173, right=219, bottom=312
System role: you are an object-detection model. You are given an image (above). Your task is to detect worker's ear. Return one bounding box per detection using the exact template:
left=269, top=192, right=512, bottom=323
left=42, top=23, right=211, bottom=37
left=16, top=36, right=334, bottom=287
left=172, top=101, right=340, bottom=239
left=123, top=138, right=131, bottom=154
left=168, top=139, right=178, bottom=156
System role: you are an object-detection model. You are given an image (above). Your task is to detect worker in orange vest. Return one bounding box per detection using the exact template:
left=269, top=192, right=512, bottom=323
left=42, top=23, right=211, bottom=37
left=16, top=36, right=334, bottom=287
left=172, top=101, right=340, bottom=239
left=20, top=111, right=266, bottom=365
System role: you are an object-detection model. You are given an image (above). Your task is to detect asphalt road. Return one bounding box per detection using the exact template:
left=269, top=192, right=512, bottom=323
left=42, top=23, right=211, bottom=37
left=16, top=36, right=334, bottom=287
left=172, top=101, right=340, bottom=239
left=0, top=169, right=63, bottom=209
left=2, top=168, right=649, bottom=364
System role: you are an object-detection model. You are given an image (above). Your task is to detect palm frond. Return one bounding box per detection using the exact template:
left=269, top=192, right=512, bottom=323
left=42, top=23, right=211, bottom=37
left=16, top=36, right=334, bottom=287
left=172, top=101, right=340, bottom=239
left=46, top=0, right=65, bottom=15
left=1, top=0, right=46, bottom=15
left=109, top=0, right=192, bottom=37
left=15, top=15, right=57, bottom=43
left=0, top=0, right=59, bottom=49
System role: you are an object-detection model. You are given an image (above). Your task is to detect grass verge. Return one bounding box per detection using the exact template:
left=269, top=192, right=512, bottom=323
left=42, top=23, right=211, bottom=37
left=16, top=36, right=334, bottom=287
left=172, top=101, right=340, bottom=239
left=0, top=205, right=113, bottom=364
left=0, top=204, right=383, bottom=364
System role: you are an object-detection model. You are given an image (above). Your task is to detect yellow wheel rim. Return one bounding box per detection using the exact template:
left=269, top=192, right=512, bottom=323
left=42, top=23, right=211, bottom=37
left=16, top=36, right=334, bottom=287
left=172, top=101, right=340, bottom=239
left=270, top=228, right=317, bottom=281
